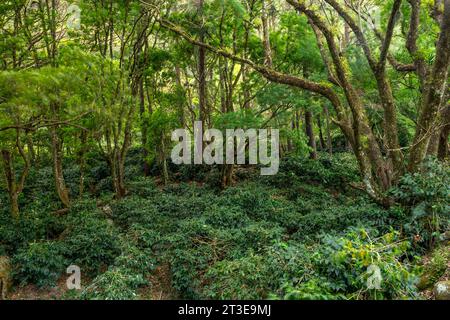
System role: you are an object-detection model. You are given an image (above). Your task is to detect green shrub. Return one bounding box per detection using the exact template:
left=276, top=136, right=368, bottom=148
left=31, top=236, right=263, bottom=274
left=264, top=153, right=360, bottom=190
left=80, top=267, right=147, bottom=300
left=127, top=177, right=159, bottom=197
left=292, top=199, right=406, bottom=240
left=264, top=242, right=314, bottom=290
left=204, top=206, right=250, bottom=229
left=111, top=196, right=158, bottom=229
left=167, top=219, right=219, bottom=298
left=281, top=278, right=347, bottom=300
left=316, top=228, right=418, bottom=299
left=391, top=158, right=450, bottom=246
left=62, top=212, right=121, bottom=276
left=273, top=228, right=418, bottom=300
left=128, top=224, right=163, bottom=250
left=202, top=254, right=272, bottom=299
left=113, top=242, right=156, bottom=276
left=154, top=192, right=213, bottom=220
left=80, top=237, right=156, bottom=300
left=0, top=208, right=64, bottom=255
left=13, top=241, right=67, bottom=288
left=237, top=222, right=284, bottom=252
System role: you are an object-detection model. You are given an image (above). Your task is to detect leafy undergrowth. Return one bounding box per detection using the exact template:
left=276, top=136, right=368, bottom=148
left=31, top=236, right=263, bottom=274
left=1, top=153, right=448, bottom=300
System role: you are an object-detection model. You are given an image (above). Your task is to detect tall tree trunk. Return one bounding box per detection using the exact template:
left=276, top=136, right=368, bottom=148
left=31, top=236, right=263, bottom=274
left=197, top=0, right=208, bottom=128
left=132, top=11, right=150, bottom=177
left=409, top=0, right=450, bottom=171
left=221, top=164, right=234, bottom=189
left=261, top=0, right=273, bottom=67
left=317, top=114, right=326, bottom=151
left=140, top=77, right=150, bottom=176
left=117, top=153, right=127, bottom=198
left=175, top=66, right=186, bottom=127
left=324, top=106, right=333, bottom=155
left=438, top=105, right=450, bottom=160
left=1, top=150, right=19, bottom=218
left=160, top=135, right=169, bottom=185
left=1, top=131, right=31, bottom=218
left=305, top=111, right=318, bottom=159
left=427, top=131, right=440, bottom=156
left=78, top=131, right=87, bottom=197
left=109, top=151, right=127, bottom=199
left=375, top=72, right=403, bottom=178
left=50, top=127, right=70, bottom=208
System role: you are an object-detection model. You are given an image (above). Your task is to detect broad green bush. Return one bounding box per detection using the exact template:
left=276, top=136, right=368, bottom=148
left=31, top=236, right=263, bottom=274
left=127, top=177, right=159, bottom=198
left=273, top=228, right=418, bottom=300
left=80, top=266, right=147, bottom=300
left=204, top=205, right=250, bottom=229
left=264, top=153, right=360, bottom=190
left=113, top=241, right=156, bottom=276
left=80, top=236, right=156, bottom=300
left=111, top=196, right=158, bottom=229
left=62, top=212, right=121, bottom=276
left=202, top=254, right=272, bottom=299
left=13, top=241, right=67, bottom=288
left=315, top=228, right=418, bottom=299
left=391, top=158, right=450, bottom=247
left=0, top=208, right=64, bottom=255
left=293, top=201, right=404, bottom=238
left=281, top=278, right=347, bottom=300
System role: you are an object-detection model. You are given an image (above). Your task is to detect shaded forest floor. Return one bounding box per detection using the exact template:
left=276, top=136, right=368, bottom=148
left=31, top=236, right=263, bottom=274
left=1, top=151, right=448, bottom=300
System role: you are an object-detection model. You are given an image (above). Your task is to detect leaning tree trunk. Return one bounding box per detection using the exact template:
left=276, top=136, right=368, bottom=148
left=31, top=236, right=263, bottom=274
left=1, top=131, right=30, bottom=218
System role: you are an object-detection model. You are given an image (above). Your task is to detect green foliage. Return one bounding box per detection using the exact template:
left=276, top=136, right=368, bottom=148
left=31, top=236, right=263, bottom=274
left=1, top=0, right=446, bottom=302
left=284, top=128, right=311, bottom=158
left=79, top=239, right=156, bottom=300
left=80, top=266, right=147, bottom=300
left=0, top=150, right=436, bottom=300
left=264, top=153, right=360, bottom=190
left=145, top=108, right=180, bottom=174
left=12, top=241, right=67, bottom=288
left=316, top=228, right=418, bottom=299
left=214, top=109, right=263, bottom=130
left=391, top=158, right=450, bottom=246
left=281, top=278, right=347, bottom=300
left=0, top=207, right=65, bottom=255
left=203, top=254, right=272, bottom=299
left=276, top=228, right=419, bottom=300
left=62, top=211, right=121, bottom=276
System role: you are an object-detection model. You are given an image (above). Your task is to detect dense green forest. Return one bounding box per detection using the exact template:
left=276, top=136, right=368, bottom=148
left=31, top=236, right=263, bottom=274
left=0, top=0, right=449, bottom=300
